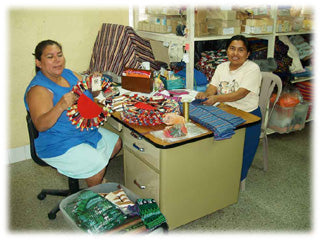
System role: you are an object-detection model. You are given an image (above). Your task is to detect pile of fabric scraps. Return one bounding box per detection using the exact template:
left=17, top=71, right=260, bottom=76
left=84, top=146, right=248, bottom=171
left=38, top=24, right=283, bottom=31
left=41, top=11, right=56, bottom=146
left=120, top=95, right=180, bottom=126
left=162, top=113, right=188, bottom=138
left=195, top=49, right=228, bottom=82
left=64, top=188, right=167, bottom=233
left=181, top=101, right=245, bottom=140
left=67, top=72, right=115, bottom=131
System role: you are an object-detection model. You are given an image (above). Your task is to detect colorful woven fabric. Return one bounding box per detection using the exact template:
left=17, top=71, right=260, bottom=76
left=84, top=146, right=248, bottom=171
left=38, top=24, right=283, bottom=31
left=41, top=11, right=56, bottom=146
left=195, top=49, right=228, bottom=82
left=136, top=199, right=167, bottom=231
left=182, top=101, right=245, bottom=140
left=120, top=96, right=180, bottom=126
left=88, top=23, right=159, bottom=76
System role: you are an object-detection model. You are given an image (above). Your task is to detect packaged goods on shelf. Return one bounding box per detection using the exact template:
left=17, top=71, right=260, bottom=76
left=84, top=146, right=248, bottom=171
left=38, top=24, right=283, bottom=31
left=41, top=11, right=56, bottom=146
left=276, top=17, right=293, bottom=33
left=303, top=19, right=313, bottom=31
left=243, top=18, right=273, bottom=34
left=246, top=7, right=270, bottom=17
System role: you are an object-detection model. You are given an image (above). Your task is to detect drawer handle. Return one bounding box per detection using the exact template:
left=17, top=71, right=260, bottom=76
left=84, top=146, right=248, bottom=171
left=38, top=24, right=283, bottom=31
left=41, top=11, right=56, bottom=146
left=134, top=180, right=146, bottom=189
left=133, top=143, right=144, bottom=152
left=130, top=131, right=142, bottom=140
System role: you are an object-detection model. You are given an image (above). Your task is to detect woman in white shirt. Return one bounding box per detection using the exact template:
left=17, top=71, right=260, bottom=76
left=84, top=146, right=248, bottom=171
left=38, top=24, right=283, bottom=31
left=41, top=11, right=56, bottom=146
left=196, top=35, right=262, bottom=183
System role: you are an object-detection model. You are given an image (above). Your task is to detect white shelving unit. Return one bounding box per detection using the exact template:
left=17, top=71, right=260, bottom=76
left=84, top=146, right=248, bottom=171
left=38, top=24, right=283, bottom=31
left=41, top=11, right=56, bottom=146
left=132, top=6, right=312, bottom=90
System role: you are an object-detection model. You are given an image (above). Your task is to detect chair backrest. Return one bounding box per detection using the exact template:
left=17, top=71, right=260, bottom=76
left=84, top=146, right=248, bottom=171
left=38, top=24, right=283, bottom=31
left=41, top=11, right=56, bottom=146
left=259, top=72, right=282, bottom=131
left=26, top=112, right=49, bottom=166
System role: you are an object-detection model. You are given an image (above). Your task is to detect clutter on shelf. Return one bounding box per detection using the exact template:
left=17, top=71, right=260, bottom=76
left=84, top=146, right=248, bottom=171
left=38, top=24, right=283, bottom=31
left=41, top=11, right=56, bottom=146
left=136, top=6, right=313, bottom=37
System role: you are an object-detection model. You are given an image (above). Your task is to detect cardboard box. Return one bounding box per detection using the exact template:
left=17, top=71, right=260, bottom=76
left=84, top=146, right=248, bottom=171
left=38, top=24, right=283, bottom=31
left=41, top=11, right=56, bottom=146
left=195, top=22, right=209, bottom=37
left=303, top=19, right=313, bottom=31
left=244, top=25, right=273, bottom=34
left=276, top=17, right=293, bottom=33
left=243, top=18, right=273, bottom=34
left=209, top=26, right=241, bottom=35
left=207, top=19, right=241, bottom=28
left=207, top=9, right=237, bottom=20
left=195, top=9, right=207, bottom=23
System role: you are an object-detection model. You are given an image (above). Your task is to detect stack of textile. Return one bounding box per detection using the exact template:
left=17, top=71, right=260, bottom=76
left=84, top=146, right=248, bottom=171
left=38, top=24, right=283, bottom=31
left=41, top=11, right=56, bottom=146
left=195, top=50, right=228, bottom=82
left=181, top=101, right=245, bottom=140
left=88, top=23, right=159, bottom=76
left=274, top=38, right=293, bottom=83
left=295, top=81, right=313, bottom=119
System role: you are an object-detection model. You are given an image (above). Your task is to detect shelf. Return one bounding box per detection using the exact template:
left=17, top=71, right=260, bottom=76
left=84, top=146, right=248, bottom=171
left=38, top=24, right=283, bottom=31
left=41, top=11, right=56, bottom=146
left=136, top=31, right=188, bottom=45
left=133, top=6, right=313, bottom=90
left=194, top=33, right=275, bottom=42
left=275, top=31, right=312, bottom=36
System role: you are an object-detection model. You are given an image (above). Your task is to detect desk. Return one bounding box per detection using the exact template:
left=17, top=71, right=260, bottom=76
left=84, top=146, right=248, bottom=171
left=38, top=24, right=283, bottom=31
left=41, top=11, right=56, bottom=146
left=111, top=104, right=260, bottom=229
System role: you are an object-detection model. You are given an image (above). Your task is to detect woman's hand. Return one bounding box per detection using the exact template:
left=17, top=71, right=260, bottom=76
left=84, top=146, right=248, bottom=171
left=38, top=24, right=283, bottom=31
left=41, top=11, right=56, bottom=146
left=58, top=92, right=78, bottom=111
left=195, top=92, right=207, bottom=99
left=203, top=95, right=219, bottom=106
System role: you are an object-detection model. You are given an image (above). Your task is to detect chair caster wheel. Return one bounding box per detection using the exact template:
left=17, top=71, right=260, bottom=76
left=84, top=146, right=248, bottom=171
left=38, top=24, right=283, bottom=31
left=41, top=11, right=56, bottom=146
left=48, top=212, right=56, bottom=220
left=37, top=193, right=46, bottom=200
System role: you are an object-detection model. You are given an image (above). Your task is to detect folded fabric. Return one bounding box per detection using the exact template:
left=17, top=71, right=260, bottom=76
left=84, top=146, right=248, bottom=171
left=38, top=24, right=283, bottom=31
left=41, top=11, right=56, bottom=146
left=180, top=101, right=245, bottom=140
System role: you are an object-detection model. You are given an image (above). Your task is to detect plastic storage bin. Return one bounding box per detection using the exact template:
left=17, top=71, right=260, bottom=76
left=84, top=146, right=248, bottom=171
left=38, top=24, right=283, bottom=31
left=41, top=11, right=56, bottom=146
left=59, top=182, right=166, bottom=233
left=268, top=102, right=309, bottom=133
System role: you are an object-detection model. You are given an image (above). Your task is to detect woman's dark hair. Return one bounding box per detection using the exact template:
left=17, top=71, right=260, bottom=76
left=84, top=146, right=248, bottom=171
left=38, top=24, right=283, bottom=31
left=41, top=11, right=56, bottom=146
left=226, top=35, right=251, bottom=53
left=33, top=40, right=62, bottom=73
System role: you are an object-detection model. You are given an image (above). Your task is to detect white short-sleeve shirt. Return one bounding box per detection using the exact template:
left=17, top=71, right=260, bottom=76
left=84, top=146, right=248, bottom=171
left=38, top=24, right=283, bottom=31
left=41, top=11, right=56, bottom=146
left=211, top=60, right=261, bottom=112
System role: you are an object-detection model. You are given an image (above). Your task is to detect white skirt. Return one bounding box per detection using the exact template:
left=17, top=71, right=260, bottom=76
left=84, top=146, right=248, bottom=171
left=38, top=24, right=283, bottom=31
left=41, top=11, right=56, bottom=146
left=42, top=128, right=119, bottom=179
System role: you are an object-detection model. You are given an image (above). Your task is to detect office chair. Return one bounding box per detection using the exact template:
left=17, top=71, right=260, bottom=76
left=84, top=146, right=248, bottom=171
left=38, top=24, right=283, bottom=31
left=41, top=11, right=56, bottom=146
left=259, top=72, right=282, bottom=171
left=26, top=112, right=80, bottom=220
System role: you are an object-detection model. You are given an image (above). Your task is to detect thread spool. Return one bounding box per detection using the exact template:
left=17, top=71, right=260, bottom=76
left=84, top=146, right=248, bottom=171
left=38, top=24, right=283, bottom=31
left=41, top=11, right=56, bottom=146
left=183, top=101, right=189, bottom=122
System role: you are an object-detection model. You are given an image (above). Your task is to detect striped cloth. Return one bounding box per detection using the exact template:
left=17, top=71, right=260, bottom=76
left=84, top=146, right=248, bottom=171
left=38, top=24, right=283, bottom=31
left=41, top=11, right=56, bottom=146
left=88, top=23, right=159, bottom=76
left=180, top=101, right=245, bottom=140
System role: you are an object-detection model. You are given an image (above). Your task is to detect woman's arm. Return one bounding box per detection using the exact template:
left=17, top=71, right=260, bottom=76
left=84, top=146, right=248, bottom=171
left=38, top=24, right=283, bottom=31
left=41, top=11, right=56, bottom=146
left=195, top=84, right=218, bottom=99
left=203, top=87, right=250, bottom=106
left=27, top=86, right=77, bottom=132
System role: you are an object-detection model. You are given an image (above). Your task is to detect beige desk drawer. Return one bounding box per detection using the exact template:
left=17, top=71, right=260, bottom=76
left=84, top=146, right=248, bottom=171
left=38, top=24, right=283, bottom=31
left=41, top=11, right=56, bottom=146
left=124, top=149, right=159, bottom=203
left=107, top=117, right=123, bottom=132
left=123, top=127, right=160, bottom=170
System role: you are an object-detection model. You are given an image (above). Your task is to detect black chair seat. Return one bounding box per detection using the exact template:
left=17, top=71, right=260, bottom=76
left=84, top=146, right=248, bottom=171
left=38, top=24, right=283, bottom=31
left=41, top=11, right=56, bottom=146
left=26, top=112, right=80, bottom=220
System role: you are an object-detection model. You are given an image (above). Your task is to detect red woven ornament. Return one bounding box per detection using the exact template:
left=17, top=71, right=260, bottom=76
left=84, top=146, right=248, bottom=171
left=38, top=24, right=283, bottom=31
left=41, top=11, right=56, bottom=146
left=134, top=102, right=156, bottom=110
left=66, top=72, right=113, bottom=131
left=77, top=94, right=103, bottom=118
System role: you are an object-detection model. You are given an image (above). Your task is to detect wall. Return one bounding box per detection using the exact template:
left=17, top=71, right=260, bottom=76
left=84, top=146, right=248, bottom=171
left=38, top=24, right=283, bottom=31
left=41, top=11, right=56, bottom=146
left=8, top=8, right=129, bottom=150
